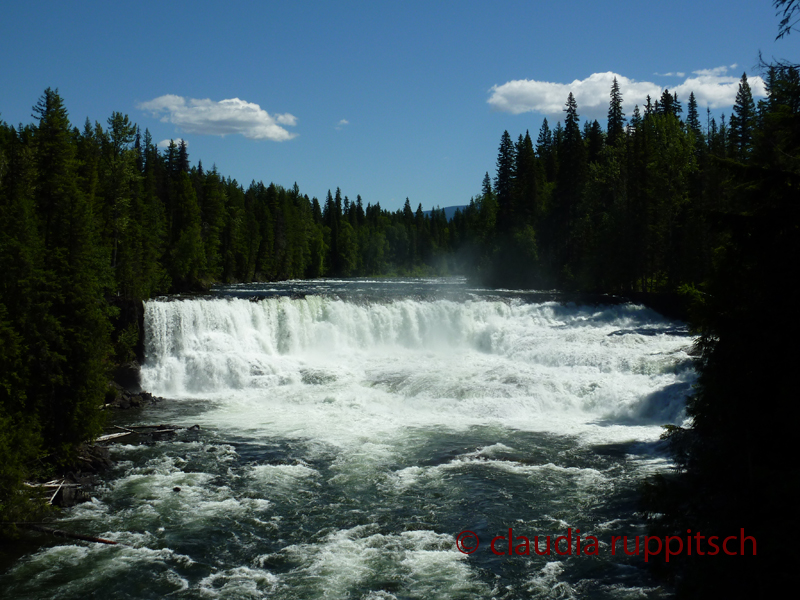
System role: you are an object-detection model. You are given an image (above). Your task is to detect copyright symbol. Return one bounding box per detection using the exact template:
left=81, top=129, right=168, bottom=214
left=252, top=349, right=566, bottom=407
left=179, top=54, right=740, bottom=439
left=456, top=530, right=479, bottom=554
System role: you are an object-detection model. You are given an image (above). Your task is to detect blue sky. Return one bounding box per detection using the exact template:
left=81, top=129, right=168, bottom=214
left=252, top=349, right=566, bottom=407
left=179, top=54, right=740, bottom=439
left=1, top=1, right=794, bottom=211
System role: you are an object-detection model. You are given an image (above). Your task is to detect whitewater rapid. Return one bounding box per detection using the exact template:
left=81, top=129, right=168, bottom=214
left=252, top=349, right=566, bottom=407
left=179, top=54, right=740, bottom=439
left=1, top=280, right=696, bottom=599
left=142, top=294, right=693, bottom=446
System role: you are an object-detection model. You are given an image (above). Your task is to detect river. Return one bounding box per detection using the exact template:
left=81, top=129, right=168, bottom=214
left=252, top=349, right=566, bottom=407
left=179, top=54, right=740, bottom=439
left=1, top=278, right=695, bottom=599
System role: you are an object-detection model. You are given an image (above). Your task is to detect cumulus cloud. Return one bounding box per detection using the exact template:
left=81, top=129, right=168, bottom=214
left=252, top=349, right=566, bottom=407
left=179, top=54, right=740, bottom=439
left=138, top=94, right=297, bottom=141
left=335, top=118, right=349, bottom=130
left=488, top=72, right=662, bottom=116
left=488, top=66, right=765, bottom=118
left=673, top=65, right=766, bottom=109
left=157, top=138, right=188, bottom=149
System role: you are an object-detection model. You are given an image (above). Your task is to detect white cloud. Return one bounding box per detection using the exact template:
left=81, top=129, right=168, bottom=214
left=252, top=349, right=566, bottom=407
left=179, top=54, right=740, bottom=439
left=157, top=138, right=188, bottom=149
left=673, top=65, right=766, bottom=109
left=276, top=113, right=297, bottom=126
left=692, top=66, right=730, bottom=77
left=488, top=72, right=662, bottom=117
left=138, top=94, right=297, bottom=141
left=654, top=72, right=686, bottom=77
left=487, top=66, right=766, bottom=119
left=335, top=118, right=349, bottom=130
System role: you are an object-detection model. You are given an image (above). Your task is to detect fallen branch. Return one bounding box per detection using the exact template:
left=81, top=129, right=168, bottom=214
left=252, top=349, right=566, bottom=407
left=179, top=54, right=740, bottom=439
left=95, top=431, right=134, bottom=442
left=24, top=481, right=80, bottom=489
left=48, top=480, right=65, bottom=505
left=113, top=425, right=138, bottom=434
left=16, top=523, right=120, bottom=545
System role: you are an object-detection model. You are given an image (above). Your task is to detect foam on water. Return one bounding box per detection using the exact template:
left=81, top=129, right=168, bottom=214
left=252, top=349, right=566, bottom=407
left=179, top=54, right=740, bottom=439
left=2, top=286, right=695, bottom=599
left=142, top=296, right=694, bottom=447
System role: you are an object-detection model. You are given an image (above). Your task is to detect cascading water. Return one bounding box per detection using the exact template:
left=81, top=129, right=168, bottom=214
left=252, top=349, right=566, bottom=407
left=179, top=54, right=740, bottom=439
left=1, top=279, right=696, bottom=599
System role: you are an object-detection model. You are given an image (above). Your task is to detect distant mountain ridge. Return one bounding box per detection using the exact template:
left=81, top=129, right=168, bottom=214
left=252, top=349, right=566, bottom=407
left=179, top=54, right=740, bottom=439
left=423, top=205, right=468, bottom=221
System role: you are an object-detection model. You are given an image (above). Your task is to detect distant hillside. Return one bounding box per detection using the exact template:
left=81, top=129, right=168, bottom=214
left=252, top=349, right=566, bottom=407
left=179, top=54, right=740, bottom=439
left=423, top=205, right=468, bottom=221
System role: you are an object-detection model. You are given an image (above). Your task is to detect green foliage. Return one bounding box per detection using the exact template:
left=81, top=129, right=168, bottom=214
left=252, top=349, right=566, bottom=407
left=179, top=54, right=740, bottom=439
left=3, top=63, right=797, bottom=594
left=729, top=73, right=756, bottom=160
left=0, top=89, right=464, bottom=519
left=640, top=63, right=800, bottom=596
left=607, top=77, right=625, bottom=147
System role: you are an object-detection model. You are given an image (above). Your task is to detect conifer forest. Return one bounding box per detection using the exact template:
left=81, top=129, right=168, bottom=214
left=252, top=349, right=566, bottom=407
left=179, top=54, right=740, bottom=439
left=2, top=5, right=799, bottom=595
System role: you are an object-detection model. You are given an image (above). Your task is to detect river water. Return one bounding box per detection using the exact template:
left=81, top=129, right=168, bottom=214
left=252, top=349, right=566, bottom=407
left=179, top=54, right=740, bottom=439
left=1, top=278, right=695, bottom=599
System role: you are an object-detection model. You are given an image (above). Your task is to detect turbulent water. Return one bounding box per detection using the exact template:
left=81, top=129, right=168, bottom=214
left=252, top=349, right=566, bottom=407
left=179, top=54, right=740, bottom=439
left=1, top=278, right=696, bottom=599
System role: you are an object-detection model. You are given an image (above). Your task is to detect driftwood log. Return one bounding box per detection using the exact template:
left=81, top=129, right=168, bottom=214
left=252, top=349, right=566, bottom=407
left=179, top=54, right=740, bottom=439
left=15, top=523, right=120, bottom=545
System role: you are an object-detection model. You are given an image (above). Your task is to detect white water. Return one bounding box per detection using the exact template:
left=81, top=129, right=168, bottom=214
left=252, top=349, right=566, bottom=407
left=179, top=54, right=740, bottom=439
left=2, top=282, right=696, bottom=599
left=142, top=295, right=693, bottom=446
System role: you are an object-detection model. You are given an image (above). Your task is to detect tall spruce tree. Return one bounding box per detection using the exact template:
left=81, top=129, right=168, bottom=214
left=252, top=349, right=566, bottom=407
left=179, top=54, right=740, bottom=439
left=513, top=131, right=541, bottom=225
left=729, top=73, right=757, bottom=160
left=494, top=130, right=516, bottom=232
left=686, top=92, right=703, bottom=140
left=31, top=89, right=111, bottom=458
left=607, top=77, right=626, bottom=147
left=536, top=118, right=557, bottom=181
left=553, top=92, right=586, bottom=279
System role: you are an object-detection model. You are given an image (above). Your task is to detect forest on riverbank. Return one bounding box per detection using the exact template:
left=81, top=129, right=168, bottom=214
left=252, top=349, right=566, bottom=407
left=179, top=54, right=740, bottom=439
left=0, top=93, right=464, bottom=519
left=2, top=4, right=799, bottom=593
left=456, top=51, right=799, bottom=591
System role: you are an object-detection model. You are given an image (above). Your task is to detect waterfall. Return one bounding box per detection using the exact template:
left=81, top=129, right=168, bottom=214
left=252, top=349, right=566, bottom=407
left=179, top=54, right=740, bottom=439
left=142, top=295, right=694, bottom=441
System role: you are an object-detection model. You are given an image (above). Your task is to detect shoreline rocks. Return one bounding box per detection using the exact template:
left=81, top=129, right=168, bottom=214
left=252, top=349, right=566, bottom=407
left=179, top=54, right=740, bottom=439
left=105, top=360, right=166, bottom=410
left=104, top=381, right=164, bottom=410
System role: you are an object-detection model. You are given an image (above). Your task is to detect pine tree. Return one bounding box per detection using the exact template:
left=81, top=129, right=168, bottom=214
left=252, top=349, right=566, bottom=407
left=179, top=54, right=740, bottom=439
left=657, top=89, right=682, bottom=118
left=324, top=190, right=339, bottom=274
left=686, top=92, right=703, bottom=140
left=513, top=131, right=542, bottom=225
left=630, top=105, right=641, bottom=131
left=102, top=112, right=137, bottom=274
left=355, top=195, right=365, bottom=227
left=464, top=178, right=493, bottom=252
left=607, top=77, right=626, bottom=147
left=585, top=120, right=604, bottom=164
left=536, top=118, right=557, bottom=181
left=729, top=73, right=757, bottom=160
left=494, top=130, right=516, bottom=233
left=552, top=92, right=587, bottom=280
left=0, top=123, right=46, bottom=504
left=170, top=171, right=206, bottom=286
left=30, top=88, right=112, bottom=458
left=177, top=139, right=190, bottom=173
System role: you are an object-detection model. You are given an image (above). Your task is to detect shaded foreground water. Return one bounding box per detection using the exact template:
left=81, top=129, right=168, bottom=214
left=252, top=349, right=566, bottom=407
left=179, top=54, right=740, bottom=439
left=1, top=278, right=696, bottom=599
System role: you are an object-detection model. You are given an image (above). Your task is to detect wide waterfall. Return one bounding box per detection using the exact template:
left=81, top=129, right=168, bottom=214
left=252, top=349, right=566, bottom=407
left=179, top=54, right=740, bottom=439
left=1, top=279, right=696, bottom=599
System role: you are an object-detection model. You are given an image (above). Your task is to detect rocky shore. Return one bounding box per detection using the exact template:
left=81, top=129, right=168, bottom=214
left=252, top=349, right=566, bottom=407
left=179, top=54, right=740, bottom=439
left=46, top=361, right=168, bottom=508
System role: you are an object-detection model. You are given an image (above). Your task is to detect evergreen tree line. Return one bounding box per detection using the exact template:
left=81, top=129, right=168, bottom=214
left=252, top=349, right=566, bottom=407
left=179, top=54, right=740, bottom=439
left=453, top=63, right=800, bottom=595
left=453, top=73, right=770, bottom=293
left=641, top=62, right=800, bottom=596
left=2, top=55, right=798, bottom=593
left=0, top=89, right=456, bottom=517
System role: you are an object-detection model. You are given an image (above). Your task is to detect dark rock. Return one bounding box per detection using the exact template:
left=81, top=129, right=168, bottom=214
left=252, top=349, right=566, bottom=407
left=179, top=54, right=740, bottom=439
left=113, top=361, right=141, bottom=393
left=77, top=444, right=113, bottom=472
left=152, top=429, right=176, bottom=440
left=106, top=381, right=164, bottom=410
